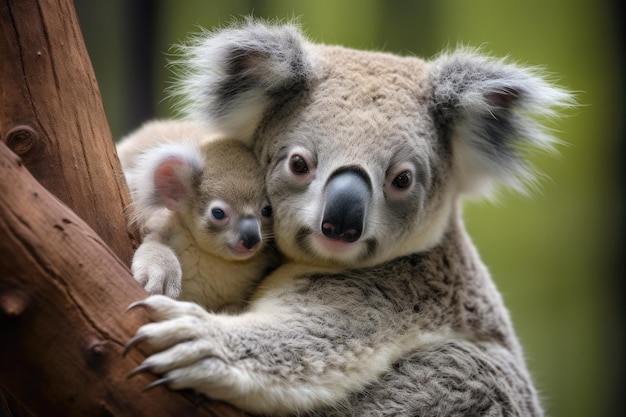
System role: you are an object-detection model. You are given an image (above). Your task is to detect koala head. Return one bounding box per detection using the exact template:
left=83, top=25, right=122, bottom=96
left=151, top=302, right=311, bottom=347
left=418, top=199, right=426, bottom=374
left=132, top=138, right=273, bottom=261
left=174, top=20, right=571, bottom=268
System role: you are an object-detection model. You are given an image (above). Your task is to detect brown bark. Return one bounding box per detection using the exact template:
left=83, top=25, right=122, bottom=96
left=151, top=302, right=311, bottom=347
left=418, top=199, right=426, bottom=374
left=0, top=0, right=139, bottom=266
left=0, top=0, right=246, bottom=415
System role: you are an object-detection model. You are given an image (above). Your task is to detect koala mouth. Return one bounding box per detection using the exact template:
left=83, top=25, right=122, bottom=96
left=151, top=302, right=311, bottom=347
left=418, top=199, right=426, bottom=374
left=295, top=227, right=377, bottom=266
left=315, top=233, right=360, bottom=254
left=225, top=217, right=263, bottom=259
left=228, top=242, right=261, bottom=259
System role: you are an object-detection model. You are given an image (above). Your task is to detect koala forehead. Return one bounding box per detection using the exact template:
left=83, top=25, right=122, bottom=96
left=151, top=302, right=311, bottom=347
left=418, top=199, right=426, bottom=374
left=315, top=45, right=431, bottom=109
left=257, top=45, right=445, bottom=179
left=197, top=140, right=266, bottom=206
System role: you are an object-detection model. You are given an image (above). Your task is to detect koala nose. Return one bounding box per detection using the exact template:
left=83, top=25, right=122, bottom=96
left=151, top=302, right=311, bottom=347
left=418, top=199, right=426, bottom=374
left=321, top=169, right=371, bottom=243
left=238, top=217, right=262, bottom=250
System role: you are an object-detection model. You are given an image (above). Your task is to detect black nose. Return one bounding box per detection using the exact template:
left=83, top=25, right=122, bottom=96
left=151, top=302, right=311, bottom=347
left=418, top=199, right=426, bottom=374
left=321, top=169, right=371, bottom=243
left=239, top=217, right=261, bottom=249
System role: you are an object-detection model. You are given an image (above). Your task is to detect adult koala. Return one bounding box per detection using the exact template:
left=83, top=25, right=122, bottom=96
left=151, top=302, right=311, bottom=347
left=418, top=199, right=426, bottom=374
left=126, top=20, right=572, bottom=416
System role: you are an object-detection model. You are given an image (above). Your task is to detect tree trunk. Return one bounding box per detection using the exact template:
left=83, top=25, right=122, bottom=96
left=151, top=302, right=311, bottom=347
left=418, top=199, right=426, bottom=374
left=0, top=0, right=246, bottom=416
left=0, top=0, right=139, bottom=266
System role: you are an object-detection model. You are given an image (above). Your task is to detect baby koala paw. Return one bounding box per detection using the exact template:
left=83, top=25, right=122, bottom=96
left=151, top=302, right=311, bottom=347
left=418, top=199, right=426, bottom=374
left=131, top=240, right=182, bottom=298
left=125, top=296, right=244, bottom=403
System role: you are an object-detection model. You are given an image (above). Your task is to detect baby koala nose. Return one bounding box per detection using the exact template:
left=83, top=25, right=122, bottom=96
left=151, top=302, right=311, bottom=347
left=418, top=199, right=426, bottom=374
left=238, top=217, right=262, bottom=250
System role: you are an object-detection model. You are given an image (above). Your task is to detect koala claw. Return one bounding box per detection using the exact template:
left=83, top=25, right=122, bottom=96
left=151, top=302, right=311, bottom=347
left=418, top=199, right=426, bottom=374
left=143, top=377, right=175, bottom=392
left=126, top=299, right=149, bottom=312
left=127, top=362, right=153, bottom=379
left=126, top=360, right=175, bottom=392
left=124, top=296, right=204, bottom=360
left=123, top=333, right=149, bottom=357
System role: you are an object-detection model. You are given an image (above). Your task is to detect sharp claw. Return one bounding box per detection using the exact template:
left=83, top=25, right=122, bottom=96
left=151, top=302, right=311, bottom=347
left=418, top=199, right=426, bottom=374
left=123, top=334, right=148, bottom=357
left=126, top=300, right=148, bottom=312
left=144, top=377, right=173, bottom=391
left=127, top=362, right=153, bottom=379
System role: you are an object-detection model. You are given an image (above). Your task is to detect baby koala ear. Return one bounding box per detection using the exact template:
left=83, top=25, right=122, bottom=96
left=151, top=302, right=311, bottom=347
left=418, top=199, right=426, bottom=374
left=153, top=155, right=197, bottom=211
left=431, top=48, right=574, bottom=196
left=132, top=143, right=204, bottom=223
left=171, top=19, right=321, bottom=144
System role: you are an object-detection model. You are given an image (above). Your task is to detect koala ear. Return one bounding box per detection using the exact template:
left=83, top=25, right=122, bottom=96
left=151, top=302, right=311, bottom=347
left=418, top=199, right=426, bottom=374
left=131, top=144, right=203, bottom=224
left=152, top=156, right=197, bottom=211
left=431, top=49, right=574, bottom=196
left=171, top=19, right=320, bottom=144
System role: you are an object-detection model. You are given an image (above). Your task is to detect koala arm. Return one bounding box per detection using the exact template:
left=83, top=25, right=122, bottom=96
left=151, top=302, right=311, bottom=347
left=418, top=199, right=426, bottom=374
left=126, top=265, right=449, bottom=415
left=124, top=140, right=205, bottom=298
left=131, top=233, right=183, bottom=298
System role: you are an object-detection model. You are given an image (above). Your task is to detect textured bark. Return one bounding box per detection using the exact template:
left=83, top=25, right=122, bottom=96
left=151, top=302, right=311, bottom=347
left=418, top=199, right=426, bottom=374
left=0, top=0, right=246, bottom=416
left=0, top=0, right=139, bottom=265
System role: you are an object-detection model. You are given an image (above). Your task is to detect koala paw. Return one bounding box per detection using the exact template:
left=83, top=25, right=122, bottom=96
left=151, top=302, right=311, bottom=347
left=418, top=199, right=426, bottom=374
left=131, top=241, right=182, bottom=298
left=125, top=295, right=243, bottom=402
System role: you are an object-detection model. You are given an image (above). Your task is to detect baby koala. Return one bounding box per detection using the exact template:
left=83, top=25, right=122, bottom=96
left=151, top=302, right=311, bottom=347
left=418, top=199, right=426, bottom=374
left=117, top=119, right=276, bottom=312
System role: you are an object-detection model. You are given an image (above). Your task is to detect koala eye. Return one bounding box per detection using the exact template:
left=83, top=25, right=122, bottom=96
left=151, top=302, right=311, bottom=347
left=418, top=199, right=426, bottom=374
left=290, top=154, right=309, bottom=174
left=391, top=171, right=412, bottom=189
left=285, top=148, right=315, bottom=185
left=207, top=201, right=231, bottom=225
left=211, top=208, right=226, bottom=219
left=261, top=205, right=273, bottom=218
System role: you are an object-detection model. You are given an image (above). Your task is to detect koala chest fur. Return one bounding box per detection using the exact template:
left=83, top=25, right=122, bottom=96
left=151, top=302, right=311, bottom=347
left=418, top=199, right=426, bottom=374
left=167, top=222, right=271, bottom=312
left=126, top=20, right=572, bottom=416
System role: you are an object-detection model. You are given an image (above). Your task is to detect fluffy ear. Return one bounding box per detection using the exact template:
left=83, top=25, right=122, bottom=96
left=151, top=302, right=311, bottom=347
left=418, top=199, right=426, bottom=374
left=171, top=19, right=320, bottom=144
left=131, top=144, right=204, bottom=224
left=431, top=49, right=574, bottom=196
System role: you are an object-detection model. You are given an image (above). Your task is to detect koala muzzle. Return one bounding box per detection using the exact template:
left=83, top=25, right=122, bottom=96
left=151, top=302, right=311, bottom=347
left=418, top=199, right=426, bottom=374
left=321, top=169, right=371, bottom=243
left=238, top=217, right=262, bottom=250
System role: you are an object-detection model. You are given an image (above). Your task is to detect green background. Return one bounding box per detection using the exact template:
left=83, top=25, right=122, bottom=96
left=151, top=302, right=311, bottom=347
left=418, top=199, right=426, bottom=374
left=75, top=1, right=624, bottom=416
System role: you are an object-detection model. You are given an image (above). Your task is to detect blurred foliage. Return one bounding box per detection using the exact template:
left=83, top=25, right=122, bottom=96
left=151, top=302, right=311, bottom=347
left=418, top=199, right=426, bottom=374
left=75, top=1, right=624, bottom=416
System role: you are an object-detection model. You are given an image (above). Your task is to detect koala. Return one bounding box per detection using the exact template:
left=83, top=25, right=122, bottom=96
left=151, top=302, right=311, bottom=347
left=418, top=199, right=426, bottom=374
left=117, top=119, right=276, bottom=312
left=125, top=21, right=573, bottom=416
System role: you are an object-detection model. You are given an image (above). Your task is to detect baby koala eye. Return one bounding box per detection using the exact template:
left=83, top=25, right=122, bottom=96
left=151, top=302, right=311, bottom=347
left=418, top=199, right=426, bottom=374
left=392, top=171, right=412, bottom=189
left=207, top=201, right=231, bottom=225
left=211, top=208, right=226, bottom=219
left=290, top=154, right=309, bottom=174
left=261, top=205, right=273, bottom=218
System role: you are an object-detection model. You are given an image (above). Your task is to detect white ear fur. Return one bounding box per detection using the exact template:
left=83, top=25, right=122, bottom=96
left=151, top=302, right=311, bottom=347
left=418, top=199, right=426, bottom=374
left=431, top=48, right=574, bottom=197
left=169, top=19, right=320, bottom=144
left=130, top=143, right=204, bottom=225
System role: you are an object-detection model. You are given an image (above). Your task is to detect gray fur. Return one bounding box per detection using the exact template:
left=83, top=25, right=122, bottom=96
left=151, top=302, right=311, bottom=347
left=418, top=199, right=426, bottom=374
left=171, top=19, right=320, bottom=143
left=431, top=49, right=573, bottom=195
left=127, top=21, right=571, bottom=416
